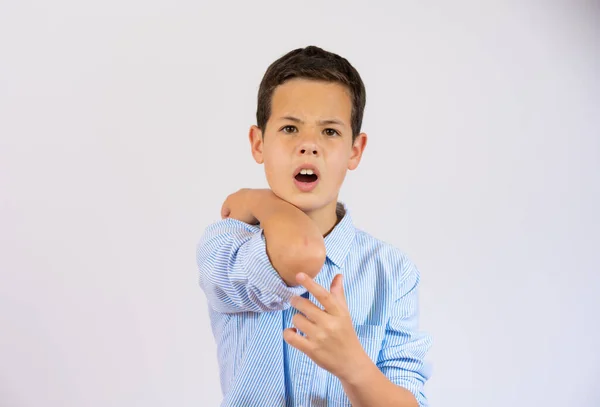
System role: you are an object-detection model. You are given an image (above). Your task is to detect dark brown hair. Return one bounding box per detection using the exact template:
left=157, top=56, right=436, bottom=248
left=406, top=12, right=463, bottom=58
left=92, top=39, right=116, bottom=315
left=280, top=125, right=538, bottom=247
left=256, top=45, right=366, bottom=141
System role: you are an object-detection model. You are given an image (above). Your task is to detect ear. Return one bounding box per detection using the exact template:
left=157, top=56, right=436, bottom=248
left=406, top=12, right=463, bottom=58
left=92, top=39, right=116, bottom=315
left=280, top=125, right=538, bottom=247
left=348, top=132, right=367, bottom=171
left=249, top=125, right=264, bottom=164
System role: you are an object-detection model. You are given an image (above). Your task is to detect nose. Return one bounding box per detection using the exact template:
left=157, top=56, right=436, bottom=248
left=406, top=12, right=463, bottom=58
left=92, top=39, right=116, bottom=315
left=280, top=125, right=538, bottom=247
left=299, top=145, right=319, bottom=156
left=296, top=136, right=320, bottom=157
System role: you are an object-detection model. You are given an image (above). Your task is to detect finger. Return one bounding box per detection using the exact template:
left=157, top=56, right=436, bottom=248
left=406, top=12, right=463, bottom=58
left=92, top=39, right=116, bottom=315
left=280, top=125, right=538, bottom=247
left=290, top=295, right=327, bottom=325
left=296, top=273, right=340, bottom=315
left=330, top=274, right=347, bottom=306
left=283, top=327, right=312, bottom=355
left=221, top=205, right=230, bottom=219
left=292, top=312, right=318, bottom=338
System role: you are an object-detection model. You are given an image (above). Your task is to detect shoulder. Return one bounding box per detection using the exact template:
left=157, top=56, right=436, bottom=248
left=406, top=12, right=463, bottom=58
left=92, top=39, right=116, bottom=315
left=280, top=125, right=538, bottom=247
left=352, top=227, right=421, bottom=284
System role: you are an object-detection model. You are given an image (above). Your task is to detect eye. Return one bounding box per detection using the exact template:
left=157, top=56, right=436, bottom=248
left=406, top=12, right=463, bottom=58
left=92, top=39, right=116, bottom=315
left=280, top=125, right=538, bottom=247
left=281, top=125, right=297, bottom=134
left=324, top=128, right=340, bottom=137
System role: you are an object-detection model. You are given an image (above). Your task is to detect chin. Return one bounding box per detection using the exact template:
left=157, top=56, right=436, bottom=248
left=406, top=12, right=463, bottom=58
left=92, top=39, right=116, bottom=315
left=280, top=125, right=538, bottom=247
left=286, top=192, right=335, bottom=214
left=268, top=181, right=337, bottom=214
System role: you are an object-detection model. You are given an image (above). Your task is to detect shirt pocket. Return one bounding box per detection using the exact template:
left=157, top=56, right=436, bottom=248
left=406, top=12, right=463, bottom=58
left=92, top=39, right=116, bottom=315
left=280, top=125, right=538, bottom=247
left=326, top=323, right=386, bottom=405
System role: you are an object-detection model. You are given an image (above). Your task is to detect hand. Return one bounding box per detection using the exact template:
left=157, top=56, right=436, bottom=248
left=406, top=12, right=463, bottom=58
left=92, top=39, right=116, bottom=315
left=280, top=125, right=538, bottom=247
left=283, top=273, right=370, bottom=381
left=221, top=188, right=268, bottom=224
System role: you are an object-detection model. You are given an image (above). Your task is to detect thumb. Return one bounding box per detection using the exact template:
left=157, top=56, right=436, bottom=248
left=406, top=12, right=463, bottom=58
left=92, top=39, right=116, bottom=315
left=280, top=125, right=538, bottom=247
left=330, top=274, right=346, bottom=305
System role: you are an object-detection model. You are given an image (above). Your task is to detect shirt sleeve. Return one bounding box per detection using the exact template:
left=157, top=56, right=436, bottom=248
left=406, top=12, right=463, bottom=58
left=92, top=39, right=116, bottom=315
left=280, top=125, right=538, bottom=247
left=196, top=218, right=307, bottom=313
left=377, top=256, right=433, bottom=407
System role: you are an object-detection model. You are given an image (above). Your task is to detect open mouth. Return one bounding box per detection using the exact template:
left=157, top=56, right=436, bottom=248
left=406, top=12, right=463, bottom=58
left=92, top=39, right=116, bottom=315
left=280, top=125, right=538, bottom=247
left=294, top=169, right=319, bottom=183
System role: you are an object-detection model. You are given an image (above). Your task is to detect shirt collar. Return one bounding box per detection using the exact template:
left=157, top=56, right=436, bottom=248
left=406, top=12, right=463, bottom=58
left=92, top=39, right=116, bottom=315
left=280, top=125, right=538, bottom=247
left=324, top=202, right=356, bottom=268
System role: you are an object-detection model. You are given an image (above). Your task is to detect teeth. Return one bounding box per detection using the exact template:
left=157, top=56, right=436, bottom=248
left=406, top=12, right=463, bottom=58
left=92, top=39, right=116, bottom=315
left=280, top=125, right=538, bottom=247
left=300, top=169, right=315, bottom=175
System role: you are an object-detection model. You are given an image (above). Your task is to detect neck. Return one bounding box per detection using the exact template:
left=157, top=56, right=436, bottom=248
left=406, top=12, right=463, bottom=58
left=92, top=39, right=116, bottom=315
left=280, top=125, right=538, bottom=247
left=306, top=200, right=341, bottom=237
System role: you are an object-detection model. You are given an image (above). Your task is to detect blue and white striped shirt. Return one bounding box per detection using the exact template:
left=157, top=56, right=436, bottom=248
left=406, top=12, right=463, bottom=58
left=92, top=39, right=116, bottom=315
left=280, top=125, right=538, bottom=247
left=196, top=203, right=432, bottom=406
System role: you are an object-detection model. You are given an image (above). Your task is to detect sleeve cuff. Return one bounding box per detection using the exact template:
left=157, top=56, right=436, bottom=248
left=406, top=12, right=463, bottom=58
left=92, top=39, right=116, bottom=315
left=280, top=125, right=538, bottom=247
left=388, top=377, right=428, bottom=407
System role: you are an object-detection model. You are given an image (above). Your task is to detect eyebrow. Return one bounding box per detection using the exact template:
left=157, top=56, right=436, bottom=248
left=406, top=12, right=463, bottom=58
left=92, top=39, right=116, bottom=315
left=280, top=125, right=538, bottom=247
left=279, top=115, right=347, bottom=128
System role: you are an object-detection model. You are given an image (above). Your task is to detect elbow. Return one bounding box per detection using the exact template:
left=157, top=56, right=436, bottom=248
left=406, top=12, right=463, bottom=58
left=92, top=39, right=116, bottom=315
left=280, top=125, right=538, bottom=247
left=290, top=236, right=326, bottom=278
left=266, top=233, right=326, bottom=285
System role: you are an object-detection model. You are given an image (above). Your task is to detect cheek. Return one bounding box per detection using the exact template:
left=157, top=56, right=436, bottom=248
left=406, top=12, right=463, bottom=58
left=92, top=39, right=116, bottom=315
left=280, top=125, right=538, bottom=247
left=328, top=152, right=351, bottom=177
left=263, top=146, right=289, bottom=178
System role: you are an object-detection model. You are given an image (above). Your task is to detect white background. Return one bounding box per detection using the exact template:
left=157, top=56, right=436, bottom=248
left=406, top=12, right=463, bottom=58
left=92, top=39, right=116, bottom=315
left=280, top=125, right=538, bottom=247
left=1, top=1, right=599, bottom=406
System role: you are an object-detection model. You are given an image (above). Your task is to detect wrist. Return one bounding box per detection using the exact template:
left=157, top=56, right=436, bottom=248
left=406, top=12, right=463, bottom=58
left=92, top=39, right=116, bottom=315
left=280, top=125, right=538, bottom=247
left=338, top=349, right=377, bottom=385
left=250, top=189, right=279, bottom=221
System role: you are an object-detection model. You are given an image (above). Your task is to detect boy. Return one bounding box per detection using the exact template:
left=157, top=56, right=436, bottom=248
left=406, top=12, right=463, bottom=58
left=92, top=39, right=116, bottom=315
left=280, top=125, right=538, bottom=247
left=196, top=45, right=432, bottom=407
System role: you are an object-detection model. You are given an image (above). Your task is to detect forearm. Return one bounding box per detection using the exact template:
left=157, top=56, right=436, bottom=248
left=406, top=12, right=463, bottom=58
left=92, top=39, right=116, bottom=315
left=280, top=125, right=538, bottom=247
left=197, top=217, right=308, bottom=313
left=340, top=356, right=419, bottom=407
left=251, top=190, right=326, bottom=285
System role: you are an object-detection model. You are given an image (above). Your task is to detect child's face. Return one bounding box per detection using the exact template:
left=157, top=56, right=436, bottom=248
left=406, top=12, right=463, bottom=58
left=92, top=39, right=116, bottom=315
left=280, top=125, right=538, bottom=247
left=249, top=78, right=367, bottom=216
